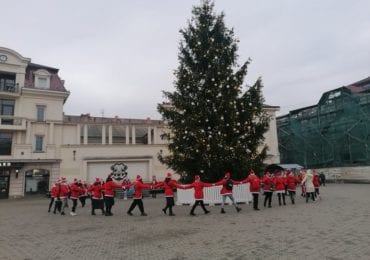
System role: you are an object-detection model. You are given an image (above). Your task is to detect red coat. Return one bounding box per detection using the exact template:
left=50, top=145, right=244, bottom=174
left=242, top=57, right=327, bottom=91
left=104, top=180, right=123, bottom=197
left=313, top=175, right=320, bottom=188
left=70, top=183, right=82, bottom=199
left=79, top=186, right=87, bottom=197
left=183, top=181, right=213, bottom=200
left=55, top=185, right=69, bottom=199
left=124, top=181, right=152, bottom=199
left=50, top=186, right=57, bottom=198
left=156, top=180, right=180, bottom=197
left=241, top=175, right=261, bottom=193
left=286, top=175, right=300, bottom=191
left=88, top=184, right=104, bottom=199
left=214, top=178, right=241, bottom=195
left=273, top=177, right=286, bottom=191
left=261, top=176, right=274, bottom=192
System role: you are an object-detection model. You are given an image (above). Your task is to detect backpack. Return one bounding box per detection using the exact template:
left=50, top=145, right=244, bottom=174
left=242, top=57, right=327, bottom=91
left=224, top=178, right=233, bottom=190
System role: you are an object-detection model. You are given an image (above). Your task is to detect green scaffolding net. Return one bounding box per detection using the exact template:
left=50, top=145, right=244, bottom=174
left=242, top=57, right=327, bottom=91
left=277, top=77, right=370, bottom=168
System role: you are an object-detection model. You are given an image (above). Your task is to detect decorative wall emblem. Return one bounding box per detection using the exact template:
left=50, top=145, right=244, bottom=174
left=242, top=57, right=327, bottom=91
left=110, top=162, right=128, bottom=181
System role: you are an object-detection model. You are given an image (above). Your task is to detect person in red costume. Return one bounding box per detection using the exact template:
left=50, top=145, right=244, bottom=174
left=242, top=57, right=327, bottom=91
left=79, top=180, right=88, bottom=207
left=59, top=177, right=70, bottom=215
left=274, top=171, right=287, bottom=206
left=69, top=178, right=83, bottom=216
left=124, top=175, right=153, bottom=216
left=104, top=174, right=124, bottom=216
left=241, top=169, right=261, bottom=211
left=154, top=172, right=182, bottom=216
left=214, top=172, right=242, bottom=213
left=88, top=177, right=105, bottom=215
left=48, top=181, right=58, bottom=213
left=285, top=171, right=300, bottom=204
left=180, top=175, right=212, bottom=216
left=261, top=171, right=274, bottom=208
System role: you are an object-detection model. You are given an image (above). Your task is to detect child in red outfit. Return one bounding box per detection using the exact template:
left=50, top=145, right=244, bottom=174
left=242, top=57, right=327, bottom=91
left=181, top=175, right=212, bottom=216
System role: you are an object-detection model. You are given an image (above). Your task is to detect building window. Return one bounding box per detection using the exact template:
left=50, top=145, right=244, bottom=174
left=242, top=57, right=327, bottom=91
left=0, top=72, right=16, bottom=92
left=36, top=106, right=45, bottom=122
left=37, top=77, right=48, bottom=89
left=35, top=135, right=44, bottom=152
left=0, top=99, right=15, bottom=125
left=0, top=132, right=12, bottom=155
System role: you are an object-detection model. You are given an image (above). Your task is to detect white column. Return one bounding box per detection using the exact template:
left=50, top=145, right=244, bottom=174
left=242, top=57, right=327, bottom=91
left=76, top=124, right=81, bottom=145
left=147, top=126, right=151, bottom=144
left=153, top=127, right=158, bottom=144
left=108, top=125, right=112, bottom=144
left=26, top=120, right=31, bottom=144
left=102, top=125, right=106, bottom=145
left=132, top=125, right=136, bottom=144
left=83, top=125, right=88, bottom=145
left=49, top=122, right=54, bottom=144
left=125, top=126, right=130, bottom=144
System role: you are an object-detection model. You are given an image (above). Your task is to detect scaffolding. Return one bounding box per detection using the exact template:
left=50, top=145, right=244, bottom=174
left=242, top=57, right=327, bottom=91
left=277, top=77, right=370, bottom=168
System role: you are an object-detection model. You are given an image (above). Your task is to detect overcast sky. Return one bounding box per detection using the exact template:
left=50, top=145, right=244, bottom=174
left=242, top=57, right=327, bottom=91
left=1, top=0, right=369, bottom=119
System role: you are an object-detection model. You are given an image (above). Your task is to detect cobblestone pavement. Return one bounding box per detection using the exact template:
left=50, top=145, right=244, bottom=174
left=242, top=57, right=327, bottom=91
left=0, top=184, right=369, bottom=260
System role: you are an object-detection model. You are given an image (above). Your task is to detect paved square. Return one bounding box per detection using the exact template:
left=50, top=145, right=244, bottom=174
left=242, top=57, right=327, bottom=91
left=0, top=184, right=369, bottom=260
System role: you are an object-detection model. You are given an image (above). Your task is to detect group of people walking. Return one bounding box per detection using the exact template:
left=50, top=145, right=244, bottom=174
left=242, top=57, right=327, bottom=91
left=47, top=168, right=323, bottom=217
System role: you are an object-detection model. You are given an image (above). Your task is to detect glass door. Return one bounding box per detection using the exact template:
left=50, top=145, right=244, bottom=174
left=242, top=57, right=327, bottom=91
left=0, top=176, right=9, bottom=199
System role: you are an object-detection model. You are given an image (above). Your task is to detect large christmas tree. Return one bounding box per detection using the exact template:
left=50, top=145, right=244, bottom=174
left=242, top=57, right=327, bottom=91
left=158, top=0, right=270, bottom=183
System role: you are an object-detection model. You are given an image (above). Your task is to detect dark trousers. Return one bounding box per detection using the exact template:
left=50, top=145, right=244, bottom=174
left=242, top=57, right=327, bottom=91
left=54, top=200, right=62, bottom=213
left=163, top=197, right=175, bottom=215
left=128, top=199, right=145, bottom=214
left=277, top=193, right=286, bottom=205
left=252, top=193, right=259, bottom=209
left=79, top=196, right=86, bottom=207
left=315, top=188, right=320, bottom=197
left=306, top=192, right=315, bottom=202
left=91, top=199, right=105, bottom=214
left=71, top=199, right=78, bottom=213
left=190, top=200, right=209, bottom=214
left=288, top=190, right=296, bottom=204
left=48, top=197, right=55, bottom=212
left=264, top=192, right=272, bottom=207
left=105, top=196, right=115, bottom=214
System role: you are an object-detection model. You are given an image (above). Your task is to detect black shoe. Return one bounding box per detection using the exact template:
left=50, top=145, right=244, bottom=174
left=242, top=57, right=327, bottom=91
left=127, top=212, right=133, bottom=216
left=48, top=209, right=51, bottom=213
left=169, top=213, right=176, bottom=216
left=236, top=207, right=242, bottom=212
left=190, top=212, right=196, bottom=216
left=162, top=208, right=167, bottom=215
left=268, top=205, right=272, bottom=208
left=205, top=210, right=210, bottom=214
left=254, top=208, right=260, bottom=211
left=91, top=212, right=96, bottom=215
left=61, top=212, right=65, bottom=215
left=141, top=212, right=147, bottom=216
left=221, top=208, right=226, bottom=214
left=53, top=211, right=56, bottom=214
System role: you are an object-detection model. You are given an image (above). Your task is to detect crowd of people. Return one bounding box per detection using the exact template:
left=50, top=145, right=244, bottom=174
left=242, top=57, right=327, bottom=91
left=47, top=169, right=324, bottom=217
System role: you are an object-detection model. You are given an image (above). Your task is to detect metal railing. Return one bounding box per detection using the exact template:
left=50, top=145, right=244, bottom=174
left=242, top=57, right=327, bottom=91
left=0, top=84, right=19, bottom=94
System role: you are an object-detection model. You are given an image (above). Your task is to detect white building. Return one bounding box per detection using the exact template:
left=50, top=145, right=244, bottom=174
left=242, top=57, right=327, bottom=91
left=0, top=47, right=280, bottom=199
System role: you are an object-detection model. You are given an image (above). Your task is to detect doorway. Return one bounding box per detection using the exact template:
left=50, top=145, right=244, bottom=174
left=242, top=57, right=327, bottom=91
left=25, top=169, right=50, bottom=195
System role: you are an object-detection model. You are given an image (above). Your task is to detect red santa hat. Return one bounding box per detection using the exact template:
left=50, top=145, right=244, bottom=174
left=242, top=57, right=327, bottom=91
left=95, top=177, right=101, bottom=182
left=61, top=177, right=67, bottom=182
left=194, top=175, right=200, bottom=181
left=73, top=178, right=78, bottom=183
left=166, top=172, right=172, bottom=178
left=224, top=172, right=231, bottom=178
left=136, top=175, right=142, bottom=181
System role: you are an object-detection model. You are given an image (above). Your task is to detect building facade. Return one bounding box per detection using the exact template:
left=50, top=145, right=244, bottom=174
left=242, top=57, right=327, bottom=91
left=0, top=47, right=280, bottom=199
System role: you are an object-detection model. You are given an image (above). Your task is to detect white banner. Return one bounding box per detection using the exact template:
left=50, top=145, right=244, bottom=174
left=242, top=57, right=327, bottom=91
left=176, top=183, right=252, bottom=205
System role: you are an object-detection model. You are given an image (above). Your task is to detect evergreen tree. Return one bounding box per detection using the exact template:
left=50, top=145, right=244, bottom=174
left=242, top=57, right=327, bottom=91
left=158, top=0, right=270, bottom=183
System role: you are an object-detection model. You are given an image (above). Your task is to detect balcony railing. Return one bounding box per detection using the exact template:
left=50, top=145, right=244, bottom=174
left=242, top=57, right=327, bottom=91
left=0, top=84, right=20, bottom=94
left=0, top=116, right=26, bottom=130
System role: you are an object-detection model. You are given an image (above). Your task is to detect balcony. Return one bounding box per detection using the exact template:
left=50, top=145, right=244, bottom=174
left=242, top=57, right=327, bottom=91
left=0, top=84, right=20, bottom=97
left=0, top=116, right=26, bottom=131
